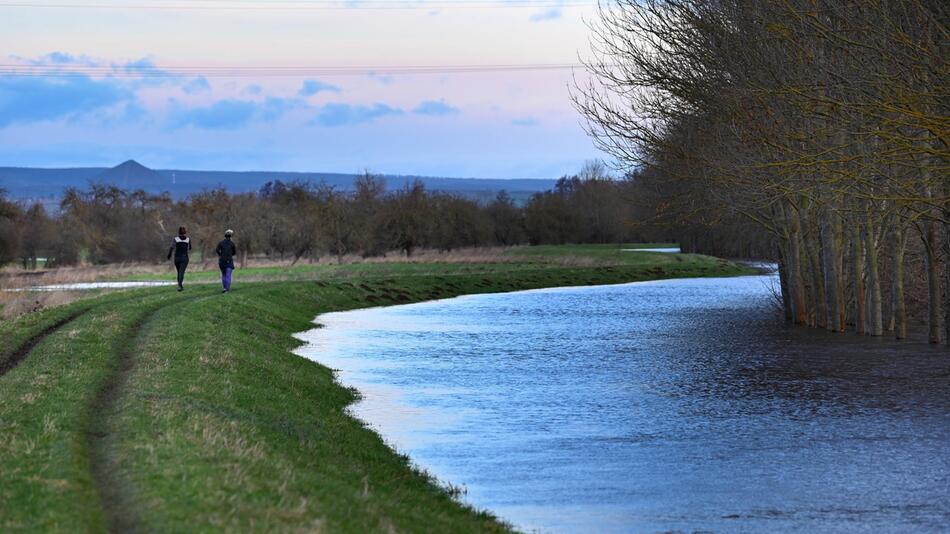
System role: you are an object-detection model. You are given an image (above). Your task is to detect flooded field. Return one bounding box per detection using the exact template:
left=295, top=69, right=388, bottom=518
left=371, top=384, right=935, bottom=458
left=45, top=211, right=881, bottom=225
left=294, top=275, right=950, bottom=533
left=5, top=281, right=173, bottom=292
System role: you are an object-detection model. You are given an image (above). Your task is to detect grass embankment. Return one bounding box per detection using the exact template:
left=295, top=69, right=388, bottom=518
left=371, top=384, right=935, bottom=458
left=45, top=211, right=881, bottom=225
left=0, top=246, right=751, bottom=532
left=114, top=243, right=691, bottom=284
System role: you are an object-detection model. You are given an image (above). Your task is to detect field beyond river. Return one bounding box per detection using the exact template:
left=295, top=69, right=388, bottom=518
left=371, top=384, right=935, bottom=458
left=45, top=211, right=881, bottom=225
left=0, top=245, right=753, bottom=531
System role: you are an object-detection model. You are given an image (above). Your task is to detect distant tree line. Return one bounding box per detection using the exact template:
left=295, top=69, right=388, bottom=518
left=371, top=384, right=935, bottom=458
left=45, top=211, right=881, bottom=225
left=0, top=163, right=658, bottom=270
left=576, top=0, right=948, bottom=342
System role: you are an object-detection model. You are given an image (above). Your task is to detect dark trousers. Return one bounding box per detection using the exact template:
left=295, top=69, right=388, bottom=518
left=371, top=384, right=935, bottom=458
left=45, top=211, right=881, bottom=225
left=219, top=261, right=234, bottom=291
left=175, top=259, right=189, bottom=287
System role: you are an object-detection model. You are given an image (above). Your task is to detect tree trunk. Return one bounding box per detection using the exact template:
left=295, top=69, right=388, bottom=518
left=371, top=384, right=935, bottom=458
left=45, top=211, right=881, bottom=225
left=777, top=245, right=793, bottom=322
left=864, top=219, right=883, bottom=336
left=820, top=209, right=845, bottom=332
left=924, top=221, right=941, bottom=343
left=892, top=221, right=907, bottom=340
left=851, top=225, right=866, bottom=335
left=807, top=231, right=826, bottom=329
left=943, top=201, right=950, bottom=346
left=944, top=217, right=950, bottom=346
left=788, top=207, right=808, bottom=325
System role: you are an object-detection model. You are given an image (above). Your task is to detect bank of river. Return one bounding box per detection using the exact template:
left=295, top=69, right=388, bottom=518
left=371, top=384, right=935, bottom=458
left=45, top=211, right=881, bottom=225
left=295, top=274, right=950, bottom=533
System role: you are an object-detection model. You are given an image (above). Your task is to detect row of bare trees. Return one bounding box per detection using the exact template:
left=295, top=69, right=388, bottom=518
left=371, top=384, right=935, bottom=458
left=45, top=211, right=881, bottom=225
left=576, top=0, right=948, bottom=343
left=0, top=167, right=648, bottom=269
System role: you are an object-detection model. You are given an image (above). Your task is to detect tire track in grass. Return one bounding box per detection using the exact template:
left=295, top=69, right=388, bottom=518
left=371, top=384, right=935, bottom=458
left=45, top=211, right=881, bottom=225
left=0, top=310, right=88, bottom=378
left=85, top=293, right=209, bottom=533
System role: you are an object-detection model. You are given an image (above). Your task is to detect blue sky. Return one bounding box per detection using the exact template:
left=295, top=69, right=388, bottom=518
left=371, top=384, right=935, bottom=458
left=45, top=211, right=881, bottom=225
left=0, top=1, right=603, bottom=178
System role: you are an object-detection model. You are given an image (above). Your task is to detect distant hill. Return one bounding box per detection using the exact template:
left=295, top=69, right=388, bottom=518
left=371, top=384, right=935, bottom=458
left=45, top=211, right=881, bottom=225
left=0, top=161, right=556, bottom=207
left=94, top=160, right=166, bottom=190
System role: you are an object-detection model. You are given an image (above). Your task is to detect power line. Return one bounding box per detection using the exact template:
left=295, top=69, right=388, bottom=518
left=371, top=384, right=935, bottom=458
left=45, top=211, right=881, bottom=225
left=0, top=1, right=598, bottom=10
left=0, top=62, right=585, bottom=77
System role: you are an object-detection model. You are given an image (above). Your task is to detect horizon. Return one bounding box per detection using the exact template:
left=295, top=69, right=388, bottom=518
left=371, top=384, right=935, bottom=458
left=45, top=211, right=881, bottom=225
left=0, top=158, right=559, bottom=181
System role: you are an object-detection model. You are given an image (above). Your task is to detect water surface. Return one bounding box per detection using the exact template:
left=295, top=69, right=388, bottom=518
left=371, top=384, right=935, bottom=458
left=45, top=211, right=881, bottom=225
left=620, top=247, right=680, bottom=253
left=294, top=275, right=949, bottom=533
left=5, top=281, right=173, bottom=292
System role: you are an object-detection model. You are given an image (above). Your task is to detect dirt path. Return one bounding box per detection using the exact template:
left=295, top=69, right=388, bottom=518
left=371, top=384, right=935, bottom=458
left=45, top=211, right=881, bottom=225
left=84, top=304, right=157, bottom=533
left=0, top=310, right=87, bottom=377
left=84, top=294, right=208, bottom=533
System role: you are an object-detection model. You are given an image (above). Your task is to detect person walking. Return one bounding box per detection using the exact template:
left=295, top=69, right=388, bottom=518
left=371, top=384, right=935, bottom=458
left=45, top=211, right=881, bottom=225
left=215, top=229, right=237, bottom=293
left=167, top=226, right=192, bottom=291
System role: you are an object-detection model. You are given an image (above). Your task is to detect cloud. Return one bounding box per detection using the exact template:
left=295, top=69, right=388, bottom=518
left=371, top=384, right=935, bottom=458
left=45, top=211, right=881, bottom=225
left=0, top=53, right=217, bottom=127
left=512, top=117, right=540, bottom=127
left=244, top=84, right=263, bottom=95
left=368, top=72, right=394, bottom=85
left=259, top=97, right=307, bottom=122
left=43, top=52, right=98, bottom=66
left=182, top=76, right=210, bottom=94
left=530, top=8, right=561, bottom=22
left=170, top=99, right=258, bottom=129
left=298, top=79, right=341, bottom=96
left=123, top=57, right=156, bottom=71
left=46, top=51, right=79, bottom=64
left=169, top=97, right=305, bottom=129
left=412, top=99, right=460, bottom=116
left=312, top=103, right=403, bottom=127
left=121, top=57, right=176, bottom=85
left=11, top=51, right=99, bottom=67
left=0, top=75, right=133, bottom=127
left=120, top=100, right=149, bottom=123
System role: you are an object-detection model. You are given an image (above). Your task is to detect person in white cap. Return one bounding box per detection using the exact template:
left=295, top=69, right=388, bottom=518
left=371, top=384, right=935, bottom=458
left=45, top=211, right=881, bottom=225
left=215, top=229, right=237, bottom=293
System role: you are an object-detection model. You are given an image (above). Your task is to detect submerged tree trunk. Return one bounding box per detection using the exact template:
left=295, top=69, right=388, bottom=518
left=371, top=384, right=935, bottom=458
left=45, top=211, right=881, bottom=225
left=852, top=225, right=866, bottom=335
left=787, top=206, right=807, bottom=325
left=891, top=221, right=907, bottom=340
left=944, top=217, right=950, bottom=346
left=923, top=220, right=942, bottom=344
left=821, top=209, right=846, bottom=332
left=777, top=245, right=793, bottom=322
left=943, top=200, right=950, bottom=346
left=864, top=218, right=883, bottom=336
left=807, top=229, right=826, bottom=329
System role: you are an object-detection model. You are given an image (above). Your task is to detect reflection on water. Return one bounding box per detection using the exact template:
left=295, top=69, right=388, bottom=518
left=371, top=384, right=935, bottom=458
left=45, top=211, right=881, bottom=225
left=293, top=275, right=950, bottom=533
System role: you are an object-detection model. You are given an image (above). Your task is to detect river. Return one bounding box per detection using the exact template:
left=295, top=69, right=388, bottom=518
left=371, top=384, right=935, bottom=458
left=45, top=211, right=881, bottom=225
left=293, top=274, right=949, bottom=533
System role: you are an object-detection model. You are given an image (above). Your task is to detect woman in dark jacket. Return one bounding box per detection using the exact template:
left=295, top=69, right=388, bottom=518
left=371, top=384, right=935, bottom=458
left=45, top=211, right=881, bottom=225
left=167, top=226, right=192, bottom=291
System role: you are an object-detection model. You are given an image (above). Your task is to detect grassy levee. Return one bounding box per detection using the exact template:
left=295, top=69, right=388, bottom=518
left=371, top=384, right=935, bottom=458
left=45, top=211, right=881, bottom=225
left=115, top=245, right=718, bottom=285
left=0, top=288, right=218, bottom=531
left=0, top=300, right=95, bottom=371
left=113, top=282, right=507, bottom=532
left=1, top=252, right=753, bottom=532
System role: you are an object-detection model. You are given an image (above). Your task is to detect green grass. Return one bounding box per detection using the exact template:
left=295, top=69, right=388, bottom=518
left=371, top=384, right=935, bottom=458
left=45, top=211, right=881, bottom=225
left=504, top=242, right=677, bottom=256
left=0, top=246, right=753, bottom=532
left=503, top=243, right=690, bottom=265
left=119, top=243, right=690, bottom=284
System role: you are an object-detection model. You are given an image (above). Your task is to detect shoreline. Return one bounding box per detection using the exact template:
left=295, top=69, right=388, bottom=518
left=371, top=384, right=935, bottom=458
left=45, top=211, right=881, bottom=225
left=0, top=257, right=751, bottom=531
left=2, top=252, right=936, bottom=531
left=294, top=272, right=946, bottom=532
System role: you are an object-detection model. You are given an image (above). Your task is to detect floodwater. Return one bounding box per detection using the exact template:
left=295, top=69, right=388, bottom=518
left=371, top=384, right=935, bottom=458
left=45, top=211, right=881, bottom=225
left=621, top=247, right=681, bottom=253
left=5, top=281, right=173, bottom=292
left=293, top=275, right=950, bottom=533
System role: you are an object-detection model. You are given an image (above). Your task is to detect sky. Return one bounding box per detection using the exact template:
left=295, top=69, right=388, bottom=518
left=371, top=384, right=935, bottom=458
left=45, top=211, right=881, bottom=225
left=0, top=0, right=606, bottom=178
